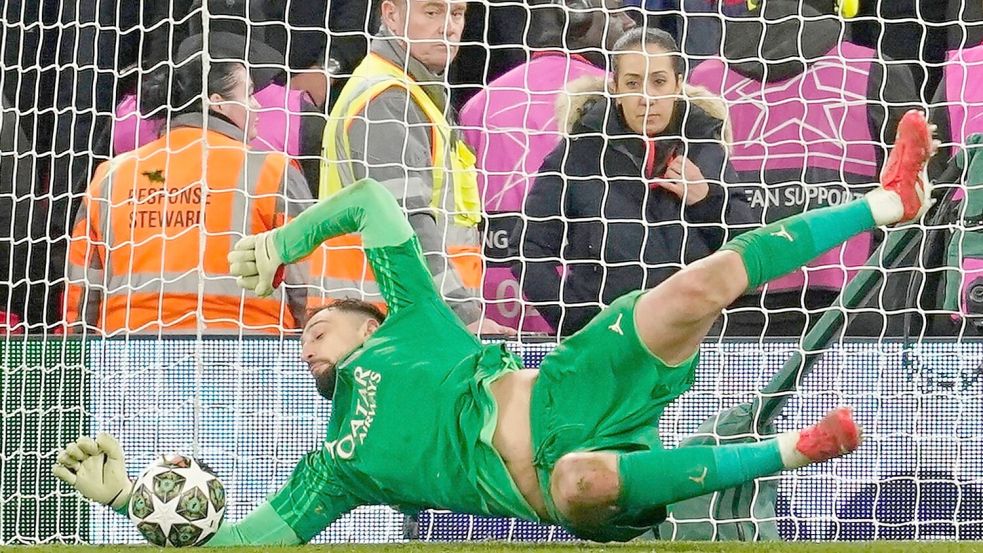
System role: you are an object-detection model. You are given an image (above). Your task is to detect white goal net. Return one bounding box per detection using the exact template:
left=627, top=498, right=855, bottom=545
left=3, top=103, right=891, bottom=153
left=3, top=0, right=983, bottom=545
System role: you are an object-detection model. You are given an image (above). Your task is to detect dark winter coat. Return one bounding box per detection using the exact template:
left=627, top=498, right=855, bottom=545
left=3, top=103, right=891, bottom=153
left=510, top=76, right=755, bottom=336
left=0, top=91, right=45, bottom=330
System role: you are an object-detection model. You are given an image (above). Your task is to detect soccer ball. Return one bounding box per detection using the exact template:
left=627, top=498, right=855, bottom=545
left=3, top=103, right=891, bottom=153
left=128, top=454, right=226, bottom=547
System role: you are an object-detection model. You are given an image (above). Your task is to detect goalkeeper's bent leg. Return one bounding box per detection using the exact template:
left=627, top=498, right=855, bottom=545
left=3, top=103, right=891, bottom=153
left=719, top=108, right=935, bottom=290
left=719, top=195, right=878, bottom=291
left=724, top=108, right=934, bottom=289
left=551, top=408, right=860, bottom=529
left=618, top=408, right=860, bottom=513
left=633, top=196, right=888, bottom=365
left=633, top=110, right=934, bottom=365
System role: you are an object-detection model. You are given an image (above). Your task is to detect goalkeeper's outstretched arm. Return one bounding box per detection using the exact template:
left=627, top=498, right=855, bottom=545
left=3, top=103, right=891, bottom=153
left=208, top=449, right=360, bottom=546
left=53, top=435, right=359, bottom=546
left=229, top=177, right=441, bottom=313
left=273, top=177, right=414, bottom=262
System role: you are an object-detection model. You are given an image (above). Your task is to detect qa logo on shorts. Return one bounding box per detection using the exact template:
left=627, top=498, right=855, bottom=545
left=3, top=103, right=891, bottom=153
left=325, top=366, right=381, bottom=460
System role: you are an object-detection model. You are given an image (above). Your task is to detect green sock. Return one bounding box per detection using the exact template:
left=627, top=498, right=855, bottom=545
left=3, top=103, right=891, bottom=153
left=617, top=440, right=786, bottom=511
left=721, top=198, right=877, bottom=290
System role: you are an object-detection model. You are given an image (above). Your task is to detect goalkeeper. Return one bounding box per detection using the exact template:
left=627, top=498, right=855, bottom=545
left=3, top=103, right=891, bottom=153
left=54, top=110, right=936, bottom=544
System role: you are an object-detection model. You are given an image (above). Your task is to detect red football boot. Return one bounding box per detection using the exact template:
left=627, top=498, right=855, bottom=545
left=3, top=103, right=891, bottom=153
left=795, top=407, right=862, bottom=464
left=878, top=109, right=934, bottom=223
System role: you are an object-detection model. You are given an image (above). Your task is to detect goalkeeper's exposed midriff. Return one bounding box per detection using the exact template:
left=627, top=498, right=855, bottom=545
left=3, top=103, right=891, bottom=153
left=488, top=369, right=547, bottom=517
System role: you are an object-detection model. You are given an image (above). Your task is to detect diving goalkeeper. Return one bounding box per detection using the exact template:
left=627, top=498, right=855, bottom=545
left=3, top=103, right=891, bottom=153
left=54, top=110, right=936, bottom=544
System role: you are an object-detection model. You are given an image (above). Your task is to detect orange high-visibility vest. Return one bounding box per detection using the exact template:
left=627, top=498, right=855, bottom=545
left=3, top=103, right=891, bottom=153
left=304, top=237, right=387, bottom=313
left=66, top=125, right=302, bottom=334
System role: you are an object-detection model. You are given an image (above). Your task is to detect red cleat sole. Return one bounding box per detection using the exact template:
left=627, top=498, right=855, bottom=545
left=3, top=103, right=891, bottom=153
left=879, top=110, right=933, bottom=221
left=796, top=407, right=862, bottom=463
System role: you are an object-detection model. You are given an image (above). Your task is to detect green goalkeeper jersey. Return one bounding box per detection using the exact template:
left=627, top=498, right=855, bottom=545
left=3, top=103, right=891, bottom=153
left=270, top=237, right=539, bottom=541
left=208, top=180, right=540, bottom=545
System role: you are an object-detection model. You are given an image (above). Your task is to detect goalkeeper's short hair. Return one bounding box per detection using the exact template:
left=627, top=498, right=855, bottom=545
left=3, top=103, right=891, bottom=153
left=305, top=298, right=386, bottom=327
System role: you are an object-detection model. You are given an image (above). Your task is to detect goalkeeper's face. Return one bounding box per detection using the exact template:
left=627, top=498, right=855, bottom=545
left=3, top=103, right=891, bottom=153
left=382, top=0, right=468, bottom=72
left=301, top=308, right=381, bottom=400
left=612, top=46, right=683, bottom=137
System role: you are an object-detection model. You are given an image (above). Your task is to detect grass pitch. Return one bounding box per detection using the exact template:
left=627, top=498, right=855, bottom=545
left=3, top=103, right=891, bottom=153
left=6, top=543, right=983, bottom=552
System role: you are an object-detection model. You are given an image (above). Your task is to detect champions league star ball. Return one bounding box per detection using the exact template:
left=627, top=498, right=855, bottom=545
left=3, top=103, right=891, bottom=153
left=128, top=454, right=227, bottom=547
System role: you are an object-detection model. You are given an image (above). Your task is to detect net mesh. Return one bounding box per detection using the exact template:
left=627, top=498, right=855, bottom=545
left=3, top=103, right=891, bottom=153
left=2, top=0, right=983, bottom=545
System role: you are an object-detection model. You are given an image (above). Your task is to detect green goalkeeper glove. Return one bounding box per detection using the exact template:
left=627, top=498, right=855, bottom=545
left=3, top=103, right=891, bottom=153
left=52, top=433, right=132, bottom=510
left=228, top=230, right=286, bottom=297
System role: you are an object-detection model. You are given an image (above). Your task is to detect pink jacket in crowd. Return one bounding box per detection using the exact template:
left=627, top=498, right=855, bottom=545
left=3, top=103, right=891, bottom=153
left=459, top=53, right=606, bottom=333
left=112, top=83, right=311, bottom=156
left=460, top=52, right=606, bottom=213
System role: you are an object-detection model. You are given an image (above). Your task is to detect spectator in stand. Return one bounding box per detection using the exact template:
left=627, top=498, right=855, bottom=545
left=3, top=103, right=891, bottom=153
left=851, top=0, right=961, bottom=110
left=624, top=0, right=755, bottom=64
left=329, top=1, right=529, bottom=111
left=65, top=32, right=312, bottom=335
left=511, top=28, right=754, bottom=336
left=926, top=37, right=983, bottom=335
left=688, top=0, right=919, bottom=336
left=262, top=1, right=332, bottom=110
left=626, top=1, right=857, bottom=65
left=459, top=0, right=636, bottom=332
left=233, top=0, right=333, bottom=188
left=0, top=91, right=43, bottom=333
left=4, top=0, right=183, bottom=333
left=112, top=0, right=330, bottom=194
left=318, top=0, right=514, bottom=336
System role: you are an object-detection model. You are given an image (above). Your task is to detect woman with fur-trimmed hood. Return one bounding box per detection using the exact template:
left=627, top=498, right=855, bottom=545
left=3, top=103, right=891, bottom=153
left=510, top=28, right=754, bottom=336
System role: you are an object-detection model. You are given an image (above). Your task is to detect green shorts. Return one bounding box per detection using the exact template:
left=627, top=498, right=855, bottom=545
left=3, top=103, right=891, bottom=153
left=529, top=290, right=699, bottom=540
